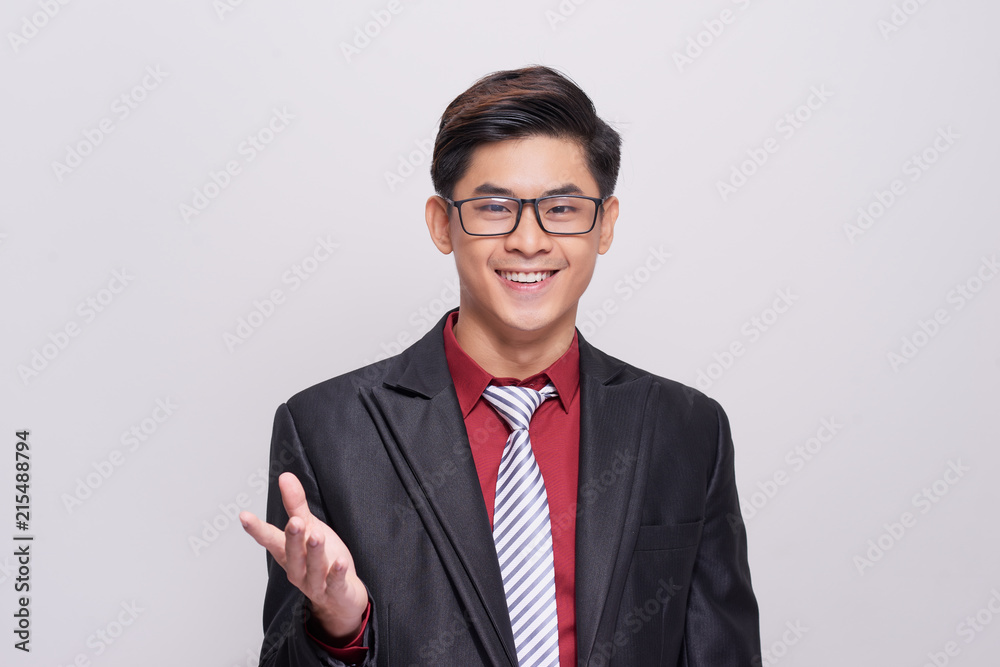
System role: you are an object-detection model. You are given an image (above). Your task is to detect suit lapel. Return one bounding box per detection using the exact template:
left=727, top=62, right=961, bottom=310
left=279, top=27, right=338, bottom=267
left=363, top=312, right=517, bottom=666
left=574, top=337, right=656, bottom=665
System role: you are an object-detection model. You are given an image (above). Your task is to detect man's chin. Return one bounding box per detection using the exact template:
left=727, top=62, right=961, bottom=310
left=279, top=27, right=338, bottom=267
left=493, top=308, right=575, bottom=337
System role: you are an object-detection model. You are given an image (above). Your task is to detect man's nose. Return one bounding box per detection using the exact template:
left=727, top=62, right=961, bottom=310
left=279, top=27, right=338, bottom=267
left=504, top=203, right=552, bottom=254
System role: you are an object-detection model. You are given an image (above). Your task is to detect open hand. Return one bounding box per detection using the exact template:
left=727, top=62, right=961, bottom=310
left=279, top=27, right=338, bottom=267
left=240, top=472, right=368, bottom=640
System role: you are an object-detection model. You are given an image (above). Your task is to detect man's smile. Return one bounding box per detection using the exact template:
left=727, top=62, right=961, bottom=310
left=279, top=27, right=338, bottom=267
left=496, top=269, right=558, bottom=284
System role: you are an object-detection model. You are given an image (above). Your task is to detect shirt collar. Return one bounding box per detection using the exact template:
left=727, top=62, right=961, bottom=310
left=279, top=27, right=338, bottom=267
left=442, top=309, right=580, bottom=418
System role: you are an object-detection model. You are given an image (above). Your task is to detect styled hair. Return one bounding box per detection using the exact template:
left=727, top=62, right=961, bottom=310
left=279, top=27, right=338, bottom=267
left=431, top=65, right=622, bottom=200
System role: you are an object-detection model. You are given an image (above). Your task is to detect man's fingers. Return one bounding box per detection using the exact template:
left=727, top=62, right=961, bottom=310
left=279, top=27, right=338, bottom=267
left=242, top=505, right=366, bottom=636
left=304, top=531, right=334, bottom=595
left=278, top=472, right=312, bottom=521
left=240, top=511, right=287, bottom=566
left=283, top=515, right=310, bottom=584
left=324, top=557, right=352, bottom=600
left=242, top=481, right=354, bottom=607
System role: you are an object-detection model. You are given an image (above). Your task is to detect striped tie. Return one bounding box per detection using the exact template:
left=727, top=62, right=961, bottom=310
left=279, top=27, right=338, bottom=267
left=482, top=383, right=560, bottom=667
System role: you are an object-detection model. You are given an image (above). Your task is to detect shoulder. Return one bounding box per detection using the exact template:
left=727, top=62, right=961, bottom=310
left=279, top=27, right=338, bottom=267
left=283, top=356, right=397, bottom=419
left=580, top=339, right=726, bottom=426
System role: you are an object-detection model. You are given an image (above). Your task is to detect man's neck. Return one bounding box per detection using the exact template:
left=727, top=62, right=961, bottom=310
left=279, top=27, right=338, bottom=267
left=452, top=311, right=575, bottom=380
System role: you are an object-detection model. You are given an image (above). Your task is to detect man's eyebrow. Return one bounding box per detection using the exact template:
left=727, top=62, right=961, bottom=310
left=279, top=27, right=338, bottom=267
left=540, top=184, right=584, bottom=197
left=470, top=183, right=585, bottom=197
left=471, top=183, right=517, bottom=197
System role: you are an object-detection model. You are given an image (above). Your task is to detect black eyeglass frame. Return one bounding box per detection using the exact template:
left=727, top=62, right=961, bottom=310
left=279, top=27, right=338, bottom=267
left=442, top=194, right=609, bottom=237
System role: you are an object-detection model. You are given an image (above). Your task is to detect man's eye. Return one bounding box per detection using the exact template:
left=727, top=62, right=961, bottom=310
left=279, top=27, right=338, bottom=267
left=544, top=202, right=583, bottom=217
left=476, top=201, right=515, bottom=216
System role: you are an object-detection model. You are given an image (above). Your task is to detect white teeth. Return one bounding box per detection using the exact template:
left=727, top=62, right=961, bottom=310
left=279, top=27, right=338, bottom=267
left=500, top=270, right=553, bottom=283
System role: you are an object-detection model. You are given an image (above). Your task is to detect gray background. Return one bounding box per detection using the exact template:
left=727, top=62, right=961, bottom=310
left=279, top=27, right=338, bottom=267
left=2, top=1, right=999, bottom=665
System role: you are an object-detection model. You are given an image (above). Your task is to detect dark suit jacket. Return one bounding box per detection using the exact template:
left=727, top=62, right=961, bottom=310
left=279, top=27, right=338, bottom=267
left=258, top=310, right=760, bottom=666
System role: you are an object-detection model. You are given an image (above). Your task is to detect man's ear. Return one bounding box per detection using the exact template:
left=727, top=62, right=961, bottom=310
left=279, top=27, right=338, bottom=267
left=597, top=195, right=619, bottom=255
left=425, top=196, right=454, bottom=255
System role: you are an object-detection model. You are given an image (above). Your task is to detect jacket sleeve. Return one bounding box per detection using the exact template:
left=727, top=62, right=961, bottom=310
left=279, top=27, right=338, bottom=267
left=257, top=402, right=380, bottom=667
left=680, top=399, right=761, bottom=666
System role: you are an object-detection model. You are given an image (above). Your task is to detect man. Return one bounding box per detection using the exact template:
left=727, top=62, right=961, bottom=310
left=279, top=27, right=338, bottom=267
left=241, top=65, right=760, bottom=666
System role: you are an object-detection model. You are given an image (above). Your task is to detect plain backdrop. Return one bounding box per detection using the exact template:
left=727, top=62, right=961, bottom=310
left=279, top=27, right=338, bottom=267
left=2, top=1, right=999, bottom=665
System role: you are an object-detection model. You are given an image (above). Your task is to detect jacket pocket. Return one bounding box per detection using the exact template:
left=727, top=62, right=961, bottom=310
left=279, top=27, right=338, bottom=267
left=633, top=519, right=704, bottom=551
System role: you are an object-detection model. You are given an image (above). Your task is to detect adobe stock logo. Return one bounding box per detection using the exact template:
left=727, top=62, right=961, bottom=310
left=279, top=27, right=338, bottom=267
left=180, top=107, right=295, bottom=224
left=362, top=277, right=459, bottom=365
left=752, top=620, right=808, bottom=667
left=51, top=66, right=169, bottom=182
left=384, top=130, right=434, bottom=192
left=17, top=269, right=135, bottom=385
left=878, top=0, right=934, bottom=40
left=188, top=441, right=297, bottom=556
left=577, top=245, right=671, bottom=338
left=56, top=600, right=145, bottom=666
left=716, top=86, right=833, bottom=202
left=61, top=398, right=178, bottom=514
left=672, top=0, right=761, bottom=73
left=728, top=416, right=844, bottom=532
left=223, top=236, right=339, bottom=352
left=853, top=459, right=969, bottom=575
left=7, top=0, right=72, bottom=54
left=695, top=288, right=798, bottom=391
left=919, top=588, right=1000, bottom=667
left=886, top=253, right=997, bottom=372
left=213, top=0, right=248, bottom=21
left=544, top=0, right=590, bottom=32
left=844, top=126, right=959, bottom=245
left=339, top=0, right=409, bottom=63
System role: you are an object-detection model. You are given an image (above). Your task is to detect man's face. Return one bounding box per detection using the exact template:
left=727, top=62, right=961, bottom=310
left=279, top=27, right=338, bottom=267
left=426, top=135, right=618, bottom=343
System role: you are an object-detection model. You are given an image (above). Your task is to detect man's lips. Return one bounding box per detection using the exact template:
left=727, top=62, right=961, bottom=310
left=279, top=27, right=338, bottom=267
left=496, top=269, right=558, bottom=284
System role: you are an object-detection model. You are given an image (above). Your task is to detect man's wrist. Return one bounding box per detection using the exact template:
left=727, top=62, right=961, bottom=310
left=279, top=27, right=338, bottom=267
left=306, top=599, right=368, bottom=644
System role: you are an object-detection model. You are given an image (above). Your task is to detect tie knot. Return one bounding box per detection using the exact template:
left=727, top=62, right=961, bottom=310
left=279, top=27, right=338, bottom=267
left=482, top=383, right=557, bottom=432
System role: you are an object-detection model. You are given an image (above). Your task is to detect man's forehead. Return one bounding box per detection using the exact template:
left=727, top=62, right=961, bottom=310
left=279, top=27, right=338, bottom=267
left=465, top=135, right=585, bottom=160
left=457, top=136, right=596, bottom=194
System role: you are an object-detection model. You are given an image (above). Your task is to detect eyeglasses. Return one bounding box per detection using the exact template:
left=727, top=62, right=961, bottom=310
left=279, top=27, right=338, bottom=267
left=443, top=194, right=608, bottom=236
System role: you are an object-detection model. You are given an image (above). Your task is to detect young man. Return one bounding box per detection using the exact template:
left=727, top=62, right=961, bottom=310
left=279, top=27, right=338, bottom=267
left=241, top=66, right=760, bottom=667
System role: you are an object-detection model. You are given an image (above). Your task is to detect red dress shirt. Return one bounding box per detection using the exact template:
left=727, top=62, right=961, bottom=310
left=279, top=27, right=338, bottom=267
left=312, top=310, right=580, bottom=667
